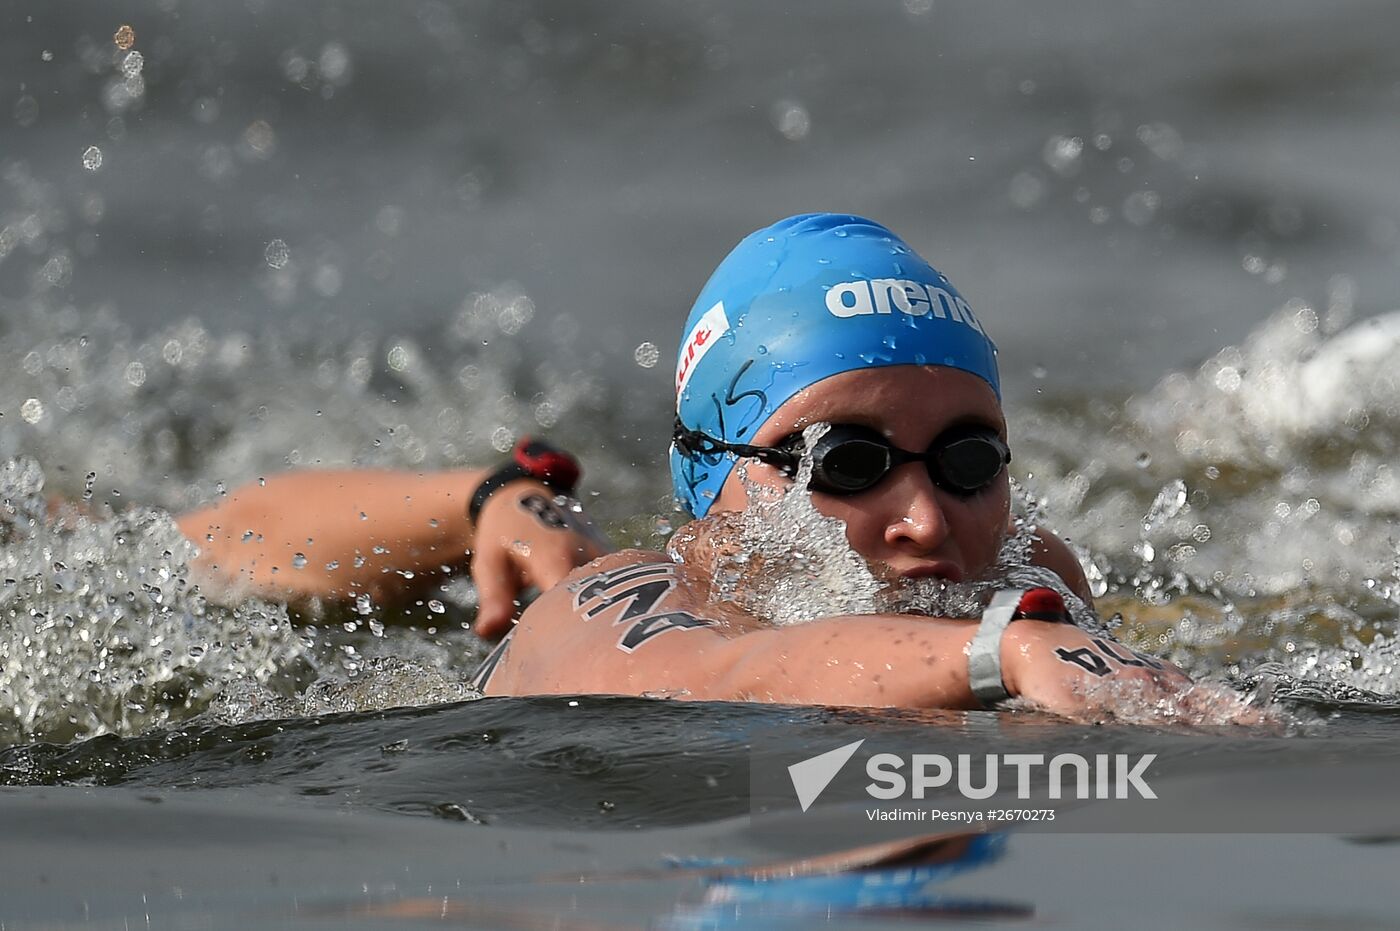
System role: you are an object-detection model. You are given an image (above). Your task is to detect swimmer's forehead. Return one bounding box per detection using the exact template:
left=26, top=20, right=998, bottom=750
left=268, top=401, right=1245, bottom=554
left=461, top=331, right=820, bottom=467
left=753, top=366, right=1006, bottom=444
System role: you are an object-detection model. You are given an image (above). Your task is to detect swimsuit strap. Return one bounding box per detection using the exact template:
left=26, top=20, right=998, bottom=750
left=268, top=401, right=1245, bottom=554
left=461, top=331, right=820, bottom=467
left=469, top=627, right=516, bottom=692
left=966, top=589, right=1025, bottom=707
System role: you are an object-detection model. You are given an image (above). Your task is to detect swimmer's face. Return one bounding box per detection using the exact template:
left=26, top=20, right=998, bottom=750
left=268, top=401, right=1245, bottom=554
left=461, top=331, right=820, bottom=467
left=711, top=366, right=1010, bottom=583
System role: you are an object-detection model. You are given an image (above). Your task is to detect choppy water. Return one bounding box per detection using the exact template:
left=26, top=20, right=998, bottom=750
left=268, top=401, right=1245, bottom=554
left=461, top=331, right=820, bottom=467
left=4, top=1, right=1400, bottom=926
left=4, top=290, right=1399, bottom=743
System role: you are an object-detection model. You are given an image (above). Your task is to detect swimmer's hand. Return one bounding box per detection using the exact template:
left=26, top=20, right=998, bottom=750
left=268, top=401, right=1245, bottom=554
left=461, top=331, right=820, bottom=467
left=1001, top=622, right=1266, bottom=724
left=469, top=482, right=611, bottom=639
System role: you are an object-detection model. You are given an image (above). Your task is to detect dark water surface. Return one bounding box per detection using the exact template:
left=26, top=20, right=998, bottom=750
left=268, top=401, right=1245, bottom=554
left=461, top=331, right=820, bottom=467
left=4, top=697, right=1400, bottom=928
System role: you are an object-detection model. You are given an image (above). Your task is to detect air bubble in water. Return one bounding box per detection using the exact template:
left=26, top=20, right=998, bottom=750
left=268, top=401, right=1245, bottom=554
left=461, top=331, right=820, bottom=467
left=1135, top=452, right=1152, bottom=469
left=113, top=25, right=136, bottom=50
left=121, top=51, right=144, bottom=78
left=771, top=100, right=811, bottom=142
left=1042, top=134, right=1083, bottom=175
left=82, top=146, right=103, bottom=171
left=428, top=599, right=445, bottom=614
left=264, top=239, right=290, bottom=269
left=20, top=398, right=44, bottom=424
left=633, top=341, right=659, bottom=368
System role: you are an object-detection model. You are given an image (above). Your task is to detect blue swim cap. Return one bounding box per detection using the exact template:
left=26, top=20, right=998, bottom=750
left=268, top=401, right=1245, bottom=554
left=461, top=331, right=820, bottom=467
left=670, top=213, right=1000, bottom=517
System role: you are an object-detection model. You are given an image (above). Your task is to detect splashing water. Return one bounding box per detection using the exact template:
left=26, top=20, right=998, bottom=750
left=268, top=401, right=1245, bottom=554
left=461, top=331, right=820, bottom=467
left=667, top=425, right=1105, bottom=632
left=3, top=276, right=1399, bottom=740
left=0, top=458, right=310, bottom=744
left=1013, top=293, right=1400, bottom=707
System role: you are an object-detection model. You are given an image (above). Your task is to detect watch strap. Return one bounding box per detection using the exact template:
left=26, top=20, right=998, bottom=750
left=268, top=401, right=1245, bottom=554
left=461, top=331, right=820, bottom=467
left=468, top=438, right=581, bottom=524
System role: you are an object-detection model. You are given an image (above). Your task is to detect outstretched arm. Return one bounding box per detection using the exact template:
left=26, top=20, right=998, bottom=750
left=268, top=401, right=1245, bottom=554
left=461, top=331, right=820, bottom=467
left=177, top=468, right=609, bottom=635
left=487, top=552, right=1191, bottom=714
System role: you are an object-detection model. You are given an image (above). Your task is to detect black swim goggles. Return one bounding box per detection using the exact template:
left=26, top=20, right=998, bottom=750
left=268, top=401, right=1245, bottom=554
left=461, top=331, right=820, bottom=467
left=673, top=419, right=1011, bottom=497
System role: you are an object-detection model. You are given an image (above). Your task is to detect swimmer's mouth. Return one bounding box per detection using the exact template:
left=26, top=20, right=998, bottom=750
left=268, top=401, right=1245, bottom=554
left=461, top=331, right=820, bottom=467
left=897, top=562, right=963, bottom=583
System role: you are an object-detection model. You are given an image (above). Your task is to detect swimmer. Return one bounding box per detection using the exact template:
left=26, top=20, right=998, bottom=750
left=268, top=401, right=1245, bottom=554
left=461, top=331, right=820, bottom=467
left=477, top=213, right=1195, bottom=716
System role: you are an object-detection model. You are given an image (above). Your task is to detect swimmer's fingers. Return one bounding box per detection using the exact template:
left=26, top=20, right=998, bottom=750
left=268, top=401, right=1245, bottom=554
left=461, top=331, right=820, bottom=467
left=470, top=540, right=524, bottom=640
left=526, top=523, right=607, bottom=588
left=470, top=483, right=612, bottom=638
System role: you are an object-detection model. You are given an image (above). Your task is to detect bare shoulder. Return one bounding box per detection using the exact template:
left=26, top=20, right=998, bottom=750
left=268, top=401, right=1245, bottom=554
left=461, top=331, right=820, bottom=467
left=483, top=550, right=756, bottom=697
left=1023, top=525, right=1094, bottom=605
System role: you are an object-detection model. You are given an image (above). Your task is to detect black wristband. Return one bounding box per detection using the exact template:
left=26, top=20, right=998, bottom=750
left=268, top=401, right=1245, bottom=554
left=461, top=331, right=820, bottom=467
left=468, top=438, right=581, bottom=524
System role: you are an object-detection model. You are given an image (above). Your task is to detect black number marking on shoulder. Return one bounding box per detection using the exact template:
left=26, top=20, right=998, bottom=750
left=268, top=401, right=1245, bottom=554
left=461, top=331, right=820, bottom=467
left=617, top=611, right=714, bottom=652
left=567, top=563, right=717, bottom=653
left=569, top=563, right=674, bottom=607
left=518, top=493, right=570, bottom=530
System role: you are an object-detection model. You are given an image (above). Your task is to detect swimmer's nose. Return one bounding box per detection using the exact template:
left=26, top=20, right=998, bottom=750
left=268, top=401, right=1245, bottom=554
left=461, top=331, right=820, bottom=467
left=883, top=470, right=952, bottom=554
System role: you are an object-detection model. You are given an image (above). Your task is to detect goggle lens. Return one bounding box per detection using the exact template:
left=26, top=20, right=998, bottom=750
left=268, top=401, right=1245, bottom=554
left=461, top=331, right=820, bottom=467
left=800, top=425, right=1008, bottom=497
left=818, top=439, right=892, bottom=492
left=935, top=434, right=1008, bottom=494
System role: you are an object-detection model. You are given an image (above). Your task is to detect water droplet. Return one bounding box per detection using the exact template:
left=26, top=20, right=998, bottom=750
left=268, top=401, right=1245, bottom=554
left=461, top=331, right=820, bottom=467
left=40, top=50, right=53, bottom=62
left=1122, top=190, right=1161, bottom=227
left=1042, top=134, right=1084, bottom=175
left=428, top=599, right=445, bottom=614
left=1135, top=452, right=1152, bottom=469
left=291, top=553, right=308, bottom=569
left=633, top=341, right=659, bottom=368
left=833, top=229, right=848, bottom=238
left=19, top=398, right=44, bottom=424
left=325, top=560, right=340, bottom=571
left=1008, top=171, right=1046, bottom=210
left=264, top=239, right=290, bottom=269
left=241, top=530, right=254, bottom=543
left=113, top=25, right=136, bottom=50
left=81, top=146, right=103, bottom=171
left=770, top=99, right=810, bottom=141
